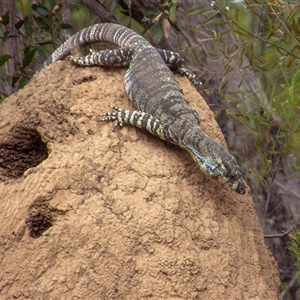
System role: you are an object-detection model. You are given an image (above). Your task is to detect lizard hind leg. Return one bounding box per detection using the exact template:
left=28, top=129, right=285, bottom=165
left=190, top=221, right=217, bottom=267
left=156, top=49, right=202, bottom=90
left=176, top=66, right=203, bottom=90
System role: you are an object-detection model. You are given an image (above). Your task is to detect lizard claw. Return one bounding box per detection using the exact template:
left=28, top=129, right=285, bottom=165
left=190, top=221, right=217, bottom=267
left=98, top=105, right=124, bottom=129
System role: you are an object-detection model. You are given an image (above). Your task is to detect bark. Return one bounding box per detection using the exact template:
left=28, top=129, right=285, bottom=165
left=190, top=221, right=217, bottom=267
left=0, top=0, right=20, bottom=96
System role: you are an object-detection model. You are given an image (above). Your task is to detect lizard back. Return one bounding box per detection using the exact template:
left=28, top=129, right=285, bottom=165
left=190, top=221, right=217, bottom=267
left=40, top=23, right=198, bottom=128
left=36, top=23, right=246, bottom=194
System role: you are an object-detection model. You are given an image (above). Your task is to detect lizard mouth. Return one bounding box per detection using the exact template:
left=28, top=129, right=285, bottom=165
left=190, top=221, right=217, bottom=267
left=226, top=178, right=246, bottom=194
left=213, top=173, right=246, bottom=194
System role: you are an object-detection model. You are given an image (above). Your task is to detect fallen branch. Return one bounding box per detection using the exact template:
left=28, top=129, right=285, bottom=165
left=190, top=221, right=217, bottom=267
left=264, top=225, right=296, bottom=238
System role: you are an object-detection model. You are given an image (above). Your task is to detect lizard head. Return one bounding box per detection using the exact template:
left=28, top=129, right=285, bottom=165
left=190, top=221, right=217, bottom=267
left=181, top=127, right=246, bottom=194
left=217, top=163, right=246, bottom=194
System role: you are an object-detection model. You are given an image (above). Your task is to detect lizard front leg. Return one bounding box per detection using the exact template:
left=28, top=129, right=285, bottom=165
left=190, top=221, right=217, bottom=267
left=98, top=105, right=168, bottom=141
left=68, top=48, right=132, bottom=67
left=69, top=48, right=202, bottom=89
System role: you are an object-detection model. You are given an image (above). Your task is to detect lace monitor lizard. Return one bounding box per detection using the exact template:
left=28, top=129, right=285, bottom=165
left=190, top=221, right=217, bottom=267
left=37, top=23, right=246, bottom=194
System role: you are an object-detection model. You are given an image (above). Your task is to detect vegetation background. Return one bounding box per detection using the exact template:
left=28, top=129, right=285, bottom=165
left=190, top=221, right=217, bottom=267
left=0, top=0, right=299, bottom=298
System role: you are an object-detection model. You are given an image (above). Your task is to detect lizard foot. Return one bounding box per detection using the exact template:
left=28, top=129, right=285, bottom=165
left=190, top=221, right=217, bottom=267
left=176, top=66, right=203, bottom=91
left=68, top=55, right=85, bottom=65
left=98, top=105, right=125, bottom=131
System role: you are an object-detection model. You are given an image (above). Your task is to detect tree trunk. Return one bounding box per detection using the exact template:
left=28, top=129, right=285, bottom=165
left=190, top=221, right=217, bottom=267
left=0, top=0, right=20, bottom=96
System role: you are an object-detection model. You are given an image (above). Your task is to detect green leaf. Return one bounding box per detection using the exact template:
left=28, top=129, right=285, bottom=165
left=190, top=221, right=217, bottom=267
left=1, top=31, right=10, bottom=43
left=188, top=6, right=214, bottom=18
left=22, top=47, right=37, bottom=68
left=15, top=19, right=24, bottom=30
left=122, top=0, right=131, bottom=6
left=32, top=4, right=49, bottom=16
left=187, top=5, right=206, bottom=18
left=36, top=47, right=49, bottom=61
left=33, top=16, right=50, bottom=30
left=0, top=11, right=10, bottom=26
left=291, top=132, right=300, bottom=151
left=149, top=24, right=163, bottom=44
left=201, top=12, right=220, bottom=26
left=12, top=75, right=20, bottom=87
left=145, top=7, right=160, bottom=15
left=60, top=23, right=73, bottom=29
left=169, top=0, right=177, bottom=23
left=19, top=77, right=28, bottom=89
left=37, top=39, right=54, bottom=46
left=24, top=16, right=33, bottom=37
left=168, top=18, right=180, bottom=31
left=0, top=54, right=11, bottom=67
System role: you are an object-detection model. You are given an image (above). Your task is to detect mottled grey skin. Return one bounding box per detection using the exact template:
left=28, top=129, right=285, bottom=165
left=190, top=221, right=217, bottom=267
left=36, top=23, right=245, bottom=194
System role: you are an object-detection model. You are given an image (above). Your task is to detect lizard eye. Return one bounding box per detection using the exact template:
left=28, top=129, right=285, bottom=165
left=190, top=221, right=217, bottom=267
left=229, top=170, right=238, bottom=181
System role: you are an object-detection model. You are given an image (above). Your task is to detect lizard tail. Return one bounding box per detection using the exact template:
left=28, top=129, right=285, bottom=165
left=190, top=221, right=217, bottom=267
left=36, top=23, right=147, bottom=74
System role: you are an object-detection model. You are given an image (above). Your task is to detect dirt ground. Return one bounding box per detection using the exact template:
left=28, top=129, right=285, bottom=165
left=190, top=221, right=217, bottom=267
left=0, top=61, right=279, bottom=299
